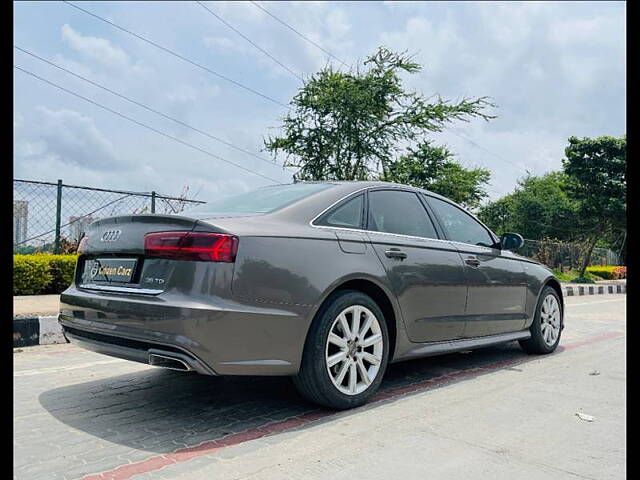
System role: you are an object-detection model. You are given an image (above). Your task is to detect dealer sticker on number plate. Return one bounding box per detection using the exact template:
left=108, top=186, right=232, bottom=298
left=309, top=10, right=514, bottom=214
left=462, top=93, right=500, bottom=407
left=85, top=258, right=137, bottom=283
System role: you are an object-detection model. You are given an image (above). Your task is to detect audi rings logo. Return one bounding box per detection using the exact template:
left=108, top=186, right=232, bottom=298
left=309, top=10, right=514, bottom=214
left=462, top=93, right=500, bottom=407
left=100, top=229, right=122, bottom=242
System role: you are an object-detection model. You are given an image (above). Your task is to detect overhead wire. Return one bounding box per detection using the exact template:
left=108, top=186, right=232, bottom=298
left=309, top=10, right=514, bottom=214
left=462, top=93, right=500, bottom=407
left=61, top=1, right=527, bottom=185
left=14, top=45, right=282, bottom=171
left=448, top=127, right=530, bottom=175
left=195, top=1, right=304, bottom=82
left=62, top=1, right=288, bottom=107
left=247, top=2, right=524, bottom=180
left=14, top=65, right=285, bottom=184
left=249, top=1, right=349, bottom=69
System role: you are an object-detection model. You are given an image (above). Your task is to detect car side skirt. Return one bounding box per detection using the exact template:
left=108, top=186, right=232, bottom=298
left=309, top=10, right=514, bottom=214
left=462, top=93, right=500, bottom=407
left=393, top=330, right=531, bottom=363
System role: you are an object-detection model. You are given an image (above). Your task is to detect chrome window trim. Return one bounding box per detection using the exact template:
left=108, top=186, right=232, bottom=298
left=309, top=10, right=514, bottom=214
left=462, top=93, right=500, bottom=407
left=310, top=189, right=453, bottom=245
left=313, top=223, right=501, bottom=250
left=310, top=186, right=458, bottom=246
left=309, top=185, right=505, bottom=251
left=312, top=223, right=453, bottom=244
left=445, top=240, right=500, bottom=252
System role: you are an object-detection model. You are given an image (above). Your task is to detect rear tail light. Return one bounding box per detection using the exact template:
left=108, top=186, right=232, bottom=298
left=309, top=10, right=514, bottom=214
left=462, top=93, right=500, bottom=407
left=144, top=232, right=238, bottom=262
left=78, top=235, right=89, bottom=253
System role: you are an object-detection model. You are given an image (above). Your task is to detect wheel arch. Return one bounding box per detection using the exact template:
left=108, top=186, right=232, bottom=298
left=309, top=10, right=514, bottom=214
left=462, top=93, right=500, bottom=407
left=307, top=276, right=401, bottom=361
left=542, top=277, right=565, bottom=326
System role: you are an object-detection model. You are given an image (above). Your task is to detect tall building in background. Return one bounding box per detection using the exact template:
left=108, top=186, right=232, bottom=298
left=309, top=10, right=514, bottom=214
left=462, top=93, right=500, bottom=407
left=68, top=216, right=95, bottom=243
left=13, top=200, right=28, bottom=245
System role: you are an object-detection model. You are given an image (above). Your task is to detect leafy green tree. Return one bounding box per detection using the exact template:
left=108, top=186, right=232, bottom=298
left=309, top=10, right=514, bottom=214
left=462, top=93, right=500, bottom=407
left=476, top=196, right=516, bottom=236
left=385, top=142, right=490, bottom=209
left=265, top=47, right=494, bottom=181
left=477, top=172, right=581, bottom=239
left=562, top=135, right=626, bottom=276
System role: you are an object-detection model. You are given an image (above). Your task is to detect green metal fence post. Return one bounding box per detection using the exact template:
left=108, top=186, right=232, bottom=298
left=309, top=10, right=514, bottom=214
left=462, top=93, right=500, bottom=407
left=54, top=179, right=63, bottom=254
left=151, top=191, right=156, bottom=213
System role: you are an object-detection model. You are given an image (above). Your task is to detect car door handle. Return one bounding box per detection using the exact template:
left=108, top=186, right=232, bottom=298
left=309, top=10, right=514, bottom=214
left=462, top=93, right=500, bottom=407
left=465, top=256, right=481, bottom=267
left=385, top=248, right=407, bottom=260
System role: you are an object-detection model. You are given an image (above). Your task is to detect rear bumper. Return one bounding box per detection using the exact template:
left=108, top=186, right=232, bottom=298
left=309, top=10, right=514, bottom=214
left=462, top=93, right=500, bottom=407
left=59, top=285, right=313, bottom=376
left=60, top=322, right=214, bottom=375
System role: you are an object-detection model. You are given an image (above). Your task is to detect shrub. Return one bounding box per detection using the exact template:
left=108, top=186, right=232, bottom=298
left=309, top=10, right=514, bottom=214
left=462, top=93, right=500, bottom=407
left=13, top=254, right=78, bottom=295
left=570, top=276, right=595, bottom=284
left=44, top=255, right=79, bottom=293
left=13, top=255, right=53, bottom=295
left=614, top=266, right=627, bottom=278
left=586, top=265, right=627, bottom=280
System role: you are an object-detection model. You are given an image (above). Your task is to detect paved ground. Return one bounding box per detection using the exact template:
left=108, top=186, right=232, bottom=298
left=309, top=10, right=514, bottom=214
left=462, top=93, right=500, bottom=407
left=14, top=294, right=60, bottom=316
left=14, top=295, right=626, bottom=480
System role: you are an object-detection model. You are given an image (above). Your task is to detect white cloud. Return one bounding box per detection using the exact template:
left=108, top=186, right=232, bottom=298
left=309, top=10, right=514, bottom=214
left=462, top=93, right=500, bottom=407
left=548, top=16, right=623, bottom=48
left=209, top=0, right=265, bottom=23
left=61, top=24, right=142, bottom=72
left=162, top=84, right=209, bottom=126
left=166, top=85, right=199, bottom=106
left=201, top=1, right=354, bottom=78
left=12, top=1, right=624, bottom=204
left=476, top=3, right=542, bottom=46
left=432, top=125, right=570, bottom=200
left=25, top=106, right=124, bottom=170
left=326, top=9, right=351, bottom=38
left=378, top=15, right=465, bottom=91
left=203, top=36, right=235, bottom=50
left=14, top=139, right=46, bottom=158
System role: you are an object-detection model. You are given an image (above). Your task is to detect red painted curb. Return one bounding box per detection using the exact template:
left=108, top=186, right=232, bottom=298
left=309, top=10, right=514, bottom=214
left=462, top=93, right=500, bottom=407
left=82, top=331, right=624, bottom=480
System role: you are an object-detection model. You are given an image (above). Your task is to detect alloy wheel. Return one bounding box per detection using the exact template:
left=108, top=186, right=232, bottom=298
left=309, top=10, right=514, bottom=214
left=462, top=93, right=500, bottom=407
left=540, top=294, right=561, bottom=346
left=325, top=305, right=384, bottom=395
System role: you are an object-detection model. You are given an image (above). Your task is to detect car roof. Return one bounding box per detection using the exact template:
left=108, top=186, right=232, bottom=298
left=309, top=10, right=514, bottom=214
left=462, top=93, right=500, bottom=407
left=193, top=180, right=492, bottom=239
left=294, top=180, right=451, bottom=202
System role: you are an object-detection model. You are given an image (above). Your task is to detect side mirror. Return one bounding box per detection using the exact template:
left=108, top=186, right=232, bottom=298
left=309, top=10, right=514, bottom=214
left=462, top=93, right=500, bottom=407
left=500, top=232, right=524, bottom=251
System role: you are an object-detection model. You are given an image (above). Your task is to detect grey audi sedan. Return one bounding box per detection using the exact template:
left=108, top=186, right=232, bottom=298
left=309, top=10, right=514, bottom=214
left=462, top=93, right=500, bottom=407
left=59, top=181, right=564, bottom=409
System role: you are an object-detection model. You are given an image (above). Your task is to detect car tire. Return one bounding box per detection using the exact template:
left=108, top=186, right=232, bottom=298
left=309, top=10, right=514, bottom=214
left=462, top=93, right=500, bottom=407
left=293, top=290, right=390, bottom=409
left=519, top=286, right=563, bottom=354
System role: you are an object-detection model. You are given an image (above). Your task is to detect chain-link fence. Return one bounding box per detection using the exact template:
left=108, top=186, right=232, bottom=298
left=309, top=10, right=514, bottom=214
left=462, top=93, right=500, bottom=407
left=13, top=179, right=623, bottom=267
left=519, top=238, right=620, bottom=270
left=13, top=179, right=205, bottom=253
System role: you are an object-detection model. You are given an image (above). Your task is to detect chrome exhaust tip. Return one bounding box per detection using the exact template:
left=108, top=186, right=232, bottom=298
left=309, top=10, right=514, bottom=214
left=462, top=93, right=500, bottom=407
left=148, top=352, right=193, bottom=371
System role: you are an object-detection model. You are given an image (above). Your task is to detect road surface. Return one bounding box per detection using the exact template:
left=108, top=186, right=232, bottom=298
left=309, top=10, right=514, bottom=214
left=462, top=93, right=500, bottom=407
left=14, top=295, right=626, bottom=480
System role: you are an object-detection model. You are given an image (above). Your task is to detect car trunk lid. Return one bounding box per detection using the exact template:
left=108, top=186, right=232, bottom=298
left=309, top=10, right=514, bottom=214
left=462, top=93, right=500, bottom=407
left=76, top=214, right=232, bottom=293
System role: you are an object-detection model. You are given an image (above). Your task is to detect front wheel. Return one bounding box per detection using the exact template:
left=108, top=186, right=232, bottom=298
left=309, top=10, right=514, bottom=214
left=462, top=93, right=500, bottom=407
left=519, top=286, right=563, bottom=354
left=293, top=290, right=389, bottom=409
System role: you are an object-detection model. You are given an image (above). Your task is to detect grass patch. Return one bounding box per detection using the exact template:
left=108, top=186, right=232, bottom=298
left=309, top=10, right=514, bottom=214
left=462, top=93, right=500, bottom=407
left=552, top=269, right=605, bottom=283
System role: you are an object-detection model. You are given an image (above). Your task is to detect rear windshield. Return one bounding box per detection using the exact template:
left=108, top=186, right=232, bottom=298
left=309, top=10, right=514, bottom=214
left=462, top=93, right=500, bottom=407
left=186, top=183, right=332, bottom=216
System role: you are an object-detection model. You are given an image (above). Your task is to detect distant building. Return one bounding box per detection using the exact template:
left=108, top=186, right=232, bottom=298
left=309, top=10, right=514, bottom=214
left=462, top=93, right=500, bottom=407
left=68, top=216, right=95, bottom=243
left=13, top=200, right=28, bottom=245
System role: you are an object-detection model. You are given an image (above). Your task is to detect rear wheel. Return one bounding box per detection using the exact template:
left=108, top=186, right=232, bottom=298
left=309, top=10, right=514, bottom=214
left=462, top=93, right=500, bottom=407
left=519, top=286, right=562, bottom=354
left=294, top=290, right=389, bottom=409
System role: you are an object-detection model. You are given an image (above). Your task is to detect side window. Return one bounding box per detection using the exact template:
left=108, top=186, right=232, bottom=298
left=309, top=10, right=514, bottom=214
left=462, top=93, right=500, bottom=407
left=368, top=190, right=438, bottom=239
left=426, top=196, right=495, bottom=247
left=317, top=194, right=364, bottom=229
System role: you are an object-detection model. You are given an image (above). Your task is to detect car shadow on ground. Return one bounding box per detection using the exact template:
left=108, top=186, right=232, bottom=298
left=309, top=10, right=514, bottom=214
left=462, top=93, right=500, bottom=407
left=38, top=342, right=558, bottom=454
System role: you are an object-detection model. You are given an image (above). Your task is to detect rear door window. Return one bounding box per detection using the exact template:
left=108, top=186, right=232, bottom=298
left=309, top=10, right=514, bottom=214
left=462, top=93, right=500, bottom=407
left=367, top=190, right=438, bottom=239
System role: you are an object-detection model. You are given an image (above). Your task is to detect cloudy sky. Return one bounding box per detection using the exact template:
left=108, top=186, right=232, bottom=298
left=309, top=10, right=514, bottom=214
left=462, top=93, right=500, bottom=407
left=13, top=1, right=626, bottom=204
